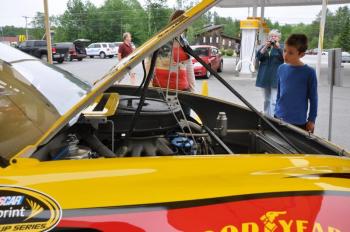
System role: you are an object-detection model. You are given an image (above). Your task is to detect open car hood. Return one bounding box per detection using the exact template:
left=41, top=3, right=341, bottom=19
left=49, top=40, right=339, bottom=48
left=11, top=0, right=218, bottom=159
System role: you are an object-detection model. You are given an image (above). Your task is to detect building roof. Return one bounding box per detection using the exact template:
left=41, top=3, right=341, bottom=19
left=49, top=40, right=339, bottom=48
left=221, top=34, right=241, bottom=41
left=217, top=0, right=350, bottom=8
left=195, top=25, right=241, bottom=42
left=196, top=25, right=224, bottom=35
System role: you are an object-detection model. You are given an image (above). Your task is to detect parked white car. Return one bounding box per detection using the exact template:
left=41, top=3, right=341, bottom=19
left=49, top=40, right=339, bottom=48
left=342, top=51, right=350, bottom=63
left=86, top=43, right=117, bottom=58
left=114, top=42, right=123, bottom=51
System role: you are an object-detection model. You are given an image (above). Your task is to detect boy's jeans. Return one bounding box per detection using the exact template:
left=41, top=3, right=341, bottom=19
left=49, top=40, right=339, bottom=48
left=263, top=87, right=277, bottom=117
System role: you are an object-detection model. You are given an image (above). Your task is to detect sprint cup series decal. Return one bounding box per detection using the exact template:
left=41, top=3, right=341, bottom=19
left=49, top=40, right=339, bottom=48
left=0, top=186, right=61, bottom=232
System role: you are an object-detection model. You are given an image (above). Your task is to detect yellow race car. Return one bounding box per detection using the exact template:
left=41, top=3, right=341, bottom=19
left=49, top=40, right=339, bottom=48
left=0, top=0, right=349, bottom=231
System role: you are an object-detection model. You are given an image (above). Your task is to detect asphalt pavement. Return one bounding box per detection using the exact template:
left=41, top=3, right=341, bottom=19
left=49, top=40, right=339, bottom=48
left=57, top=55, right=350, bottom=151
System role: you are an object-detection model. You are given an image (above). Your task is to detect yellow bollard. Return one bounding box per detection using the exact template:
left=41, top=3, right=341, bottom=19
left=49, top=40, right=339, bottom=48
left=201, top=80, right=209, bottom=96
left=193, top=80, right=209, bottom=124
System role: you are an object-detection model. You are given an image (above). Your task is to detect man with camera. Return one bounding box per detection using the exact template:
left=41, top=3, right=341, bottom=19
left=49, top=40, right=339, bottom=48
left=255, top=30, right=284, bottom=117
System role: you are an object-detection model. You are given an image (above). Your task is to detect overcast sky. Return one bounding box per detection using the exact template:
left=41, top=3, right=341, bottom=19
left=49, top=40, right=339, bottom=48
left=1, top=0, right=349, bottom=27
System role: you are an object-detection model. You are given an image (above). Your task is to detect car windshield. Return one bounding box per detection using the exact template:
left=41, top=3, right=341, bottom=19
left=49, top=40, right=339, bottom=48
left=0, top=44, right=91, bottom=159
left=109, top=43, right=116, bottom=48
left=193, top=47, right=209, bottom=56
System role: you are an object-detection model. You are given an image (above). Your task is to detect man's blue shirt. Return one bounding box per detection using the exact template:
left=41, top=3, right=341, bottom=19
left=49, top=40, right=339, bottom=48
left=275, top=64, right=318, bottom=125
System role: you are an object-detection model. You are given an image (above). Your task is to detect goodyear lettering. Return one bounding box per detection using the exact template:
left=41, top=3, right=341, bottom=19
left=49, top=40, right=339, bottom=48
left=0, top=196, right=24, bottom=206
left=296, top=220, right=308, bottom=232
left=278, top=220, right=293, bottom=232
left=207, top=222, right=342, bottom=232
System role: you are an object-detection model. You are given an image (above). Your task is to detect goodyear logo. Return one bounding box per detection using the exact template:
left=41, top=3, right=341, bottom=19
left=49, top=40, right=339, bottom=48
left=0, top=186, right=61, bottom=232
left=206, top=211, right=341, bottom=232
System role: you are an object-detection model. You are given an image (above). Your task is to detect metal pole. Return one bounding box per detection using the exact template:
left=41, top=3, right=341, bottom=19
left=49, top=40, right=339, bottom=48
left=253, top=4, right=258, bottom=17
left=328, top=48, right=342, bottom=141
left=259, top=0, right=265, bottom=45
left=43, top=0, right=53, bottom=64
left=328, top=49, right=335, bottom=141
left=23, top=16, right=29, bottom=40
left=316, top=0, right=327, bottom=80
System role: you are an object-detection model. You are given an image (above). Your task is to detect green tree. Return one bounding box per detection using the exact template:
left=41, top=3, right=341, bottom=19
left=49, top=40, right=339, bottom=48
left=1, top=26, right=26, bottom=36
left=336, top=16, right=350, bottom=51
left=145, top=0, right=172, bottom=38
left=30, top=12, right=45, bottom=39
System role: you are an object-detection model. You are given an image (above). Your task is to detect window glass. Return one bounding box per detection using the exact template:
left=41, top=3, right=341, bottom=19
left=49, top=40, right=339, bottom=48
left=26, top=41, right=35, bottom=47
left=34, top=41, right=46, bottom=47
left=193, top=47, right=209, bottom=56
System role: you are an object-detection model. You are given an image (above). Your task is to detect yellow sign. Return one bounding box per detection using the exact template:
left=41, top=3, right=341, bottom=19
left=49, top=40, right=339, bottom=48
left=240, top=19, right=260, bottom=29
left=18, top=35, right=26, bottom=42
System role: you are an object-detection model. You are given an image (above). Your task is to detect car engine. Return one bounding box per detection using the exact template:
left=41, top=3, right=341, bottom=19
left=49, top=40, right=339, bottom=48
left=32, top=95, right=221, bottom=161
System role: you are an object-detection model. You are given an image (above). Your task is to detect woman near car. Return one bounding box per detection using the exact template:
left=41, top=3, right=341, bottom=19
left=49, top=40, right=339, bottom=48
left=255, top=29, right=284, bottom=117
left=151, top=10, right=195, bottom=93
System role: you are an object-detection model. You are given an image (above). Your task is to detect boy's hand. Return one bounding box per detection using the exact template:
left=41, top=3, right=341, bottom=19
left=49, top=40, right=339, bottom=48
left=306, top=121, right=315, bottom=133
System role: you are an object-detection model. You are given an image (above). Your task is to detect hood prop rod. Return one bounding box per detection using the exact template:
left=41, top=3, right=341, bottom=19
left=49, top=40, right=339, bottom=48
left=126, top=50, right=159, bottom=138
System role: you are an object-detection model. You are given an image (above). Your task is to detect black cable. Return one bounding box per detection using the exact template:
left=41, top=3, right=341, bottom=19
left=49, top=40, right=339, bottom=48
left=178, top=36, right=302, bottom=154
left=126, top=50, right=159, bottom=138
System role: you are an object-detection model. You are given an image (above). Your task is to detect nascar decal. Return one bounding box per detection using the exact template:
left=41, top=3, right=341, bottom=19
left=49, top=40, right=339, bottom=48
left=0, top=186, right=61, bottom=232
left=57, top=191, right=350, bottom=232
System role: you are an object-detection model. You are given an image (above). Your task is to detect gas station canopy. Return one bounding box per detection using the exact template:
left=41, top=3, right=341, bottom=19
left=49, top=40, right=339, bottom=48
left=217, top=0, right=350, bottom=8
left=217, top=0, right=350, bottom=76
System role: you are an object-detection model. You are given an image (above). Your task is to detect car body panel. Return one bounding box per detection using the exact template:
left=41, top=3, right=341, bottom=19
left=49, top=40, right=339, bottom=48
left=1, top=155, right=350, bottom=209
left=1, top=0, right=350, bottom=231
left=1, top=155, right=350, bottom=231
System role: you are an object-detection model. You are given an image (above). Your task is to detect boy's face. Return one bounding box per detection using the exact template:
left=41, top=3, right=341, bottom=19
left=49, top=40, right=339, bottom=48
left=283, top=44, right=305, bottom=65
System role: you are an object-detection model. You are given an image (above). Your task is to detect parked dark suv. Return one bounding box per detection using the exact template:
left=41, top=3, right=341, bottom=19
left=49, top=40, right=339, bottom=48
left=55, top=40, right=88, bottom=61
left=18, top=40, right=66, bottom=63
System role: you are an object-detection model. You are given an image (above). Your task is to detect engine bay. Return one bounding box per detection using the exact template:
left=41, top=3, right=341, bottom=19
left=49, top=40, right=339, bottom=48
left=32, top=94, right=228, bottom=161
left=31, top=86, right=344, bottom=161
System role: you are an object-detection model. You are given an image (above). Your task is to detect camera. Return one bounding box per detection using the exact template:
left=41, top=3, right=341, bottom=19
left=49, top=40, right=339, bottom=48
left=269, top=40, right=276, bottom=46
